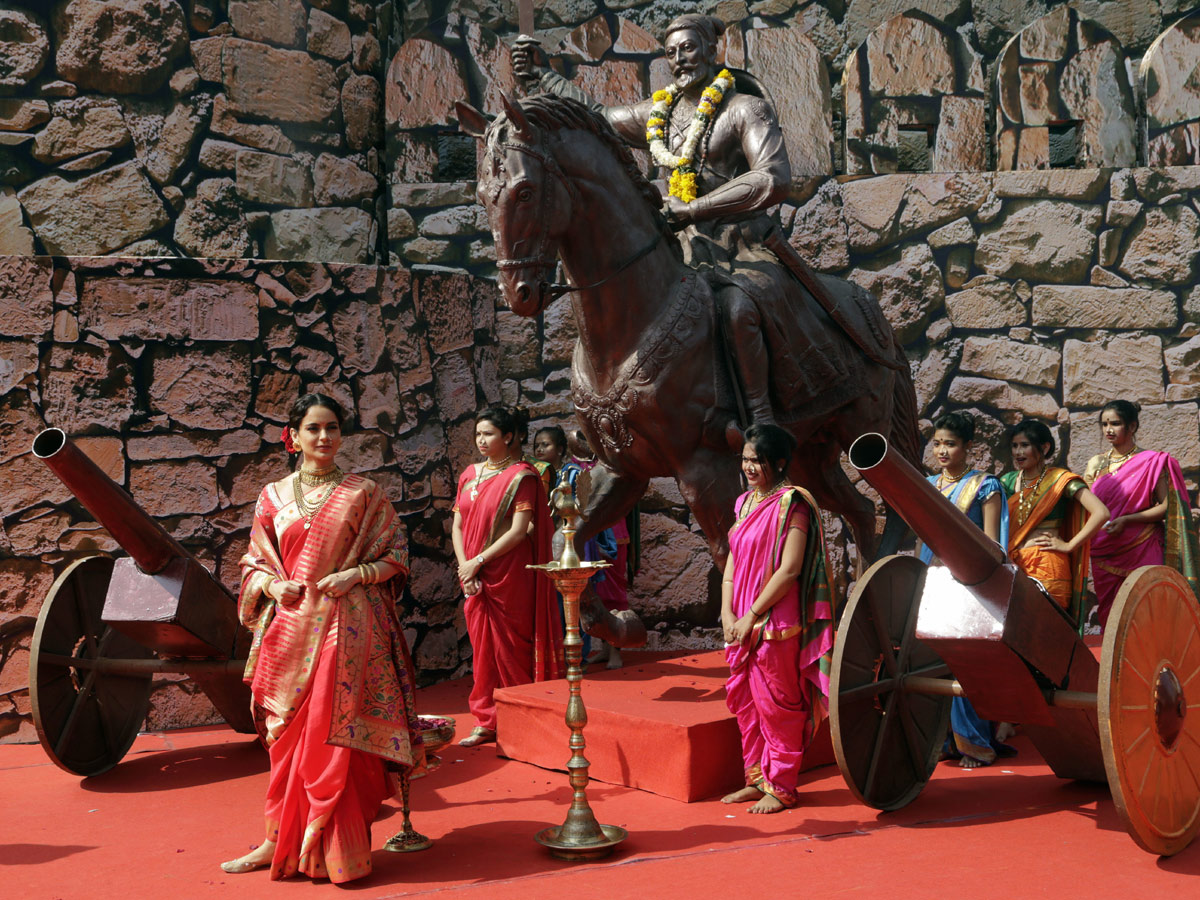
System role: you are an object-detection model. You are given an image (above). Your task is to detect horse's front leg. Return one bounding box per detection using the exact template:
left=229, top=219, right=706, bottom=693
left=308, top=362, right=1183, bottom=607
left=674, top=450, right=741, bottom=571
left=575, top=462, right=649, bottom=546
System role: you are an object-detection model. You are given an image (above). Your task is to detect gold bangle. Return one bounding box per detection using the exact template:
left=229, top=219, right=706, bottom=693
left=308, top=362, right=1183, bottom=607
left=369, top=562, right=380, bottom=583
left=359, top=563, right=370, bottom=585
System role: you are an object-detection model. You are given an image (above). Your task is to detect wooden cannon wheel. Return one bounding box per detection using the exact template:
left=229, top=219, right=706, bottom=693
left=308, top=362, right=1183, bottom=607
left=29, top=556, right=156, bottom=777
left=830, top=555, right=953, bottom=811
left=1100, top=564, right=1200, bottom=856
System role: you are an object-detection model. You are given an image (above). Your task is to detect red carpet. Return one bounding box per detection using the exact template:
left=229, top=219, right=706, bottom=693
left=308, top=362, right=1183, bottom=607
left=2, top=650, right=1197, bottom=899
left=495, top=650, right=831, bottom=801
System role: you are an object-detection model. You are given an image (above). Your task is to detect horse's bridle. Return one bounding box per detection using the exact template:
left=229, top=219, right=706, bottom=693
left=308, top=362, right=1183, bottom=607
left=491, top=136, right=665, bottom=301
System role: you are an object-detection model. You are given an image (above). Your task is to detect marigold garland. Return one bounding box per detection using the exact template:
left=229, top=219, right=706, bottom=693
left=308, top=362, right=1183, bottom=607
left=646, top=68, right=734, bottom=203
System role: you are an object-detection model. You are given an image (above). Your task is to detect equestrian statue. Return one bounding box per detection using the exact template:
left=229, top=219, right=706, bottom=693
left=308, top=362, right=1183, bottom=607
left=455, top=13, right=922, bottom=578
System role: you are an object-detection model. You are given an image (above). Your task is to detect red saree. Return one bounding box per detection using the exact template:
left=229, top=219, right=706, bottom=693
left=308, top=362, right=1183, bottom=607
left=456, top=461, right=564, bottom=730
left=239, top=474, right=424, bottom=883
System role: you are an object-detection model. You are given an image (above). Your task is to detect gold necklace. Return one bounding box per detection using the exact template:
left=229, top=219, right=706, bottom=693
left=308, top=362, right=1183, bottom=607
left=938, top=467, right=968, bottom=488
left=1015, top=465, right=1047, bottom=526
left=470, top=457, right=513, bottom=501
left=293, top=469, right=344, bottom=528
left=1106, top=445, right=1139, bottom=468
left=298, top=464, right=343, bottom=485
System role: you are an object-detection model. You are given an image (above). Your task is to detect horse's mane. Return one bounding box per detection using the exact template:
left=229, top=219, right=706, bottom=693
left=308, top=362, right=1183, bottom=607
left=489, top=93, right=668, bottom=224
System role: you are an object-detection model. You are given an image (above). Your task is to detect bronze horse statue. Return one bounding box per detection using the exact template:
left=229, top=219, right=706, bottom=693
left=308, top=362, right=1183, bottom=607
left=457, top=93, right=922, bottom=572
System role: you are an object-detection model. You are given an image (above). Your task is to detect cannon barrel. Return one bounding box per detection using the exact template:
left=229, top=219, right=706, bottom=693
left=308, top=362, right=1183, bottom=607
left=33, top=427, right=188, bottom=575
left=847, top=432, right=1003, bottom=588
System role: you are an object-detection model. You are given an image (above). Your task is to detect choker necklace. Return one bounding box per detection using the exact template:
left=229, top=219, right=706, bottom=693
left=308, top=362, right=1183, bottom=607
left=1016, top=465, right=1047, bottom=525
left=298, top=464, right=343, bottom=486
left=1107, top=445, right=1139, bottom=467
left=751, top=481, right=789, bottom=504
left=293, top=468, right=345, bottom=527
left=939, top=467, right=968, bottom=486
left=470, top=457, right=514, bottom=501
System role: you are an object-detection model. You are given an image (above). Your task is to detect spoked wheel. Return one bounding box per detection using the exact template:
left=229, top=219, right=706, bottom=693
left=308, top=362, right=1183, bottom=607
left=1100, top=565, right=1200, bottom=856
left=831, top=554, right=952, bottom=811
left=29, top=557, right=155, bottom=777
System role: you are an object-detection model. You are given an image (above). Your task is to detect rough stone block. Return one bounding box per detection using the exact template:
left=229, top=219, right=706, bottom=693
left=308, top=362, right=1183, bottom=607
left=55, top=0, right=188, bottom=94
left=1118, top=205, right=1200, bottom=285
left=975, top=200, right=1101, bottom=283
left=130, top=460, right=219, bottom=517
left=1063, top=337, right=1163, bottom=407
left=150, top=347, right=253, bottom=429
left=235, top=149, right=312, bottom=206
left=1166, top=335, right=1200, bottom=387
left=264, top=207, right=373, bottom=263
left=1032, top=285, right=1177, bottom=329
left=960, top=336, right=1060, bottom=388
left=947, top=376, right=1059, bottom=420
left=18, top=163, right=169, bottom=256
left=79, top=276, right=259, bottom=342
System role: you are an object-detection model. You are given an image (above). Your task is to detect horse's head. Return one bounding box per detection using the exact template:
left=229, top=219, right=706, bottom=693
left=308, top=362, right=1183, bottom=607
left=457, top=96, right=574, bottom=318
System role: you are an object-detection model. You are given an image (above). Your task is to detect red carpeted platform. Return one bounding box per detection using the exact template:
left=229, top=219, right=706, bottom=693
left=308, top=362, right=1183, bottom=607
left=4, top=649, right=1200, bottom=900
left=494, top=650, right=832, bottom=801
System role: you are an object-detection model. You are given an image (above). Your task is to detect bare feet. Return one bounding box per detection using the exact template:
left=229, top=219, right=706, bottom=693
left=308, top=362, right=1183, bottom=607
left=721, top=785, right=763, bottom=804
left=458, top=726, right=496, bottom=747
left=587, top=642, right=609, bottom=665
left=220, top=840, right=275, bottom=874
left=959, top=755, right=986, bottom=769
left=995, top=722, right=1017, bottom=743
left=606, top=647, right=623, bottom=669
left=749, top=793, right=786, bottom=814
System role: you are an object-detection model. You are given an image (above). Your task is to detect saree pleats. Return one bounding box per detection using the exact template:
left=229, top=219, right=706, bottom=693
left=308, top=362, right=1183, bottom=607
left=725, top=487, right=834, bottom=804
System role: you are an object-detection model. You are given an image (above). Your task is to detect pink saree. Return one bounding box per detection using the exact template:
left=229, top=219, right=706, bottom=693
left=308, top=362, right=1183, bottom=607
left=724, top=486, right=834, bottom=807
left=456, top=461, right=564, bottom=730
left=239, top=474, right=424, bottom=883
left=1091, top=451, right=1199, bottom=629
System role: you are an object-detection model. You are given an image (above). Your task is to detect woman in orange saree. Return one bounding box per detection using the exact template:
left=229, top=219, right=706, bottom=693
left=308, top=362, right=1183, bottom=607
left=223, top=394, right=424, bottom=883
left=453, top=406, right=564, bottom=747
left=999, top=419, right=1109, bottom=626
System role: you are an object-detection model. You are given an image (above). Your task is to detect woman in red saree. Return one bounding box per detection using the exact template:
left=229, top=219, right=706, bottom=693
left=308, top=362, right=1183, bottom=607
left=222, top=394, right=424, bottom=882
left=999, top=419, right=1109, bottom=626
left=721, top=424, right=834, bottom=813
left=453, top=406, right=564, bottom=747
left=1084, top=400, right=1200, bottom=629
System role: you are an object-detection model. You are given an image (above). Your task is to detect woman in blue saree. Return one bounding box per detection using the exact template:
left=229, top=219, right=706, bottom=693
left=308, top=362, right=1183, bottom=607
left=920, top=412, right=1013, bottom=768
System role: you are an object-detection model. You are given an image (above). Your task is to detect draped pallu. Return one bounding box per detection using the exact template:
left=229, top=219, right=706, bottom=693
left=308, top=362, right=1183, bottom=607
left=1090, top=452, right=1200, bottom=629
left=456, top=462, right=564, bottom=730
left=239, top=474, right=424, bottom=883
left=920, top=472, right=1010, bottom=766
left=1001, top=468, right=1089, bottom=625
left=725, top=487, right=833, bottom=806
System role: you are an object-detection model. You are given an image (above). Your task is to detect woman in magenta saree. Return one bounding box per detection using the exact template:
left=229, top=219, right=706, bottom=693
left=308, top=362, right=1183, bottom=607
left=1085, top=400, right=1200, bottom=629
left=453, top=407, right=564, bottom=747
left=721, top=425, right=834, bottom=813
left=224, top=394, right=424, bottom=883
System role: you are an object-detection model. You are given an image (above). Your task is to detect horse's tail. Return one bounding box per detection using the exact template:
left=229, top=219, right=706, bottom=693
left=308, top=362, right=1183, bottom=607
left=876, top=336, right=923, bottom=559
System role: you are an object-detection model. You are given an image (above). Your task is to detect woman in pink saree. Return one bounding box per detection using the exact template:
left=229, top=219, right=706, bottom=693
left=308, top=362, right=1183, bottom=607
left=721, top=424, right=834, bottom=813
left=1085, top=400, right=1200, bottom=629
left=222, top=394, right=424, bottom=882
left=453, top=406, right=564, bottom=747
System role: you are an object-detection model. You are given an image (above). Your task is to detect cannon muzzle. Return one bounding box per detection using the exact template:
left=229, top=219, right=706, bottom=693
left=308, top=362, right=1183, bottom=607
left=848, top=432, right=1004, bottom=588
left=33, top=427, right=188, bottom=575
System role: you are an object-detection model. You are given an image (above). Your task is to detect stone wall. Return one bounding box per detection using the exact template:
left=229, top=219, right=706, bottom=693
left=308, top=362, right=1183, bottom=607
left=0, top=253, right=500, bottom=740
left=1, top=0, right=392, bottom=262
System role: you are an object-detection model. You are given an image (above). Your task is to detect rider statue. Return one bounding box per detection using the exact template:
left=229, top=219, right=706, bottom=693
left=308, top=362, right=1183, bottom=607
left=515, top=13, right=852, bottom=427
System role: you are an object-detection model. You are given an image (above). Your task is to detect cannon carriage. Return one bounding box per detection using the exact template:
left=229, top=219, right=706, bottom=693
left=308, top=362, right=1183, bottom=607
left=27, top=427, right=257, bottom=777
left=831, top=432, right=1200, bottom=856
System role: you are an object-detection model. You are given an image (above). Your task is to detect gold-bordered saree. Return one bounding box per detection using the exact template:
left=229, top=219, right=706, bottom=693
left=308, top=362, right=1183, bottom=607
left=239, top=473, right=424, bottom=770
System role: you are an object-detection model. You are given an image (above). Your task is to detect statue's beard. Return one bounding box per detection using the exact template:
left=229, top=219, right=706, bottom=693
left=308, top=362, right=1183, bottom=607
left=673, top=65, right=712, bottom=91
